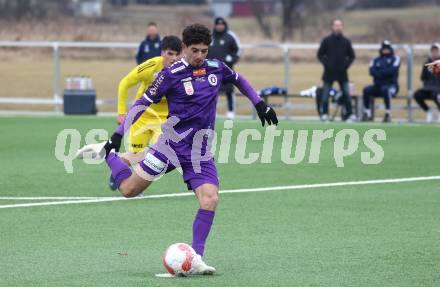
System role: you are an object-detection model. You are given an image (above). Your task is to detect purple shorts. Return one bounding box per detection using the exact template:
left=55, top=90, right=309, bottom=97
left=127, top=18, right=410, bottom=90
left=139, top=147, right=219, bottom=191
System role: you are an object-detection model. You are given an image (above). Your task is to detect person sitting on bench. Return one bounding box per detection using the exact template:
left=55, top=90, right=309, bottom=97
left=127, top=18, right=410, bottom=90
left=362, top=40, right=400, bottom=123
left=414, top=43, right=440, bottom=123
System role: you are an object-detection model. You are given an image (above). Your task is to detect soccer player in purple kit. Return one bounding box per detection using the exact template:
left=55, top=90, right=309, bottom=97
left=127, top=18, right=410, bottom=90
left=99, top=24, right=278, bottom=275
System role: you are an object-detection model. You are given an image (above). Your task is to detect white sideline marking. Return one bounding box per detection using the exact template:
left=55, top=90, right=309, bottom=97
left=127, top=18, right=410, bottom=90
left=0, top=175, right=439, bottom=210
left=0, top=196, right=120, bottom=200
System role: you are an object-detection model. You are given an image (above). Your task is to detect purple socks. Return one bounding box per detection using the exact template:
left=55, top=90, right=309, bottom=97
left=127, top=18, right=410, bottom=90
left=105, top=152, right=132, bottom=188
left=192, top=208, right=215, bottom=256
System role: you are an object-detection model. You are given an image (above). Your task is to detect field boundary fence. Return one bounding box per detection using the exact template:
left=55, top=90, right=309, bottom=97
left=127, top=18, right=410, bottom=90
left=0, top=41, right=432, bottom=122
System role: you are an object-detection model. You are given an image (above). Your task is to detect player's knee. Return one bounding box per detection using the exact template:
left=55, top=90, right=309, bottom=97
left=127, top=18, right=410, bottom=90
left=119, top=182, right=139, bottom=198
left=414, top=91, right=421, bottom=100
left=201, top=193, right=218, bottom=209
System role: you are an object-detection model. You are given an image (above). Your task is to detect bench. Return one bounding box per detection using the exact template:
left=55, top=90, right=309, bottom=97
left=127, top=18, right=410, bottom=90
left=232, top=92, right=412, bottom=120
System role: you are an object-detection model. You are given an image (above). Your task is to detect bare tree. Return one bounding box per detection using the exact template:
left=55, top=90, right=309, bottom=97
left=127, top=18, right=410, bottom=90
left=248, top=0, right=305, bottom=41
left=0, top=0, right=71, bottom=20
left=248, top=0, right=273, bottom=38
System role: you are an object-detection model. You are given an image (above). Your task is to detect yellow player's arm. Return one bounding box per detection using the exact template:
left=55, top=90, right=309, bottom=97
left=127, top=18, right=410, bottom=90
left=117, top=59, right=159, bottom=115
left=117, top=66, right=142, bottom=116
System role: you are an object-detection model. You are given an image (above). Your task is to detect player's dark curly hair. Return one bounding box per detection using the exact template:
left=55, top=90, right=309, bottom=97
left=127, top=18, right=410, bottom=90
left=182, top=23, right=212, bottom=46
left=161, top=35, right=182, bottom=53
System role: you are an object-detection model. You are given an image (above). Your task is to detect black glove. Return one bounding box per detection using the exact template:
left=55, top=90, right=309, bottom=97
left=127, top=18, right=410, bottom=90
left=104, top=133, right=122, bottom=156
left=255, top=101, right=278, bottom=127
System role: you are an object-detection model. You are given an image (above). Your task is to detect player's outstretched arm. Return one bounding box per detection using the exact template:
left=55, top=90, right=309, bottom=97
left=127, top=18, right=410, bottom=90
left=234, top=74, right=278, bottom=126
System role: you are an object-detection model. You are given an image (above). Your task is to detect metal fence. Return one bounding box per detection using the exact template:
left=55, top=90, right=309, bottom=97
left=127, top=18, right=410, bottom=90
left=0, top=41, right=433, bottom=121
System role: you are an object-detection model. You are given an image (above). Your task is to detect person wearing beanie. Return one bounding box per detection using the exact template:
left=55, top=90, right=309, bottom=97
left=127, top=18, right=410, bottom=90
left=414, top=43, right=440, bottom=123
left=207, top=17, right=241, bottom=119
left=362, top=40, right=401, bottom=122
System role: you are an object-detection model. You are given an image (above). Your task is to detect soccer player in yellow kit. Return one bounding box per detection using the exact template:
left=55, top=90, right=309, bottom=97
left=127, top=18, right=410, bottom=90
left=109, top=36, right=182, bottom=190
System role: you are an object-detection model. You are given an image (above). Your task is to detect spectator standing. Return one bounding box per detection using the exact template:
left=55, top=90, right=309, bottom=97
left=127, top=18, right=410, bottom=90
left=136, top=22, right=161, bottom=65
left=207, top=17, right=241, bottom=119
left=362, top=40, right=400, bottom=123
left=414, top=43, right=440, bottom=123
left=317, top=19, right=356, bottom=122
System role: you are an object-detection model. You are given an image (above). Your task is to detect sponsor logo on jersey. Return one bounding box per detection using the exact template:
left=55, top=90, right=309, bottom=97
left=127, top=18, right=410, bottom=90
left=193, top=68, right=206, bottom=77
left=207, top=60, right=219, bottom=68
left=180, top=77, right=192, bottom=82
left=195, top=77, right=206, bottom=82
left=148, top=74, right=164, bottom=96
left=184, top=81, right=194, bottom=95
left=208, top=74, right=218, bottom=86
left=171, top=65, right=185, bottom=74
left=143, top=153, right=166, bottom=173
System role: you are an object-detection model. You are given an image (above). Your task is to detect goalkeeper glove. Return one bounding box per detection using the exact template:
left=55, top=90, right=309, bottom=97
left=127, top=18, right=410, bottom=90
left=104, top=133, right=122, bottom=157
left=255, top=101, right=278, bottom=127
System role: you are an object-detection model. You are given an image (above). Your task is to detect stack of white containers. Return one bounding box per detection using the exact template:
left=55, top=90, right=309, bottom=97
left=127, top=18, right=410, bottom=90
left=65, top=76, right=93, bottom=90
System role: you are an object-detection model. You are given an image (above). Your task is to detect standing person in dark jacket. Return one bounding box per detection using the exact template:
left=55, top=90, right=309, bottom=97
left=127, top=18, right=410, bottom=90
left=317, top=19, right=356, bottom=122
left=207, top=17, right=240, bottom=119
left=136, top=22, right=161, bottom=65
left=414, top=43, right=440, bottom=123
left=362, top=40, right=400, bottom=123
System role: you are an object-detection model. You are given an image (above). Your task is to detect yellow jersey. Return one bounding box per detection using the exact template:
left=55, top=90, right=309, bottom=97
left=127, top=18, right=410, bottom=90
left=118, top=56, right=168, bottom=119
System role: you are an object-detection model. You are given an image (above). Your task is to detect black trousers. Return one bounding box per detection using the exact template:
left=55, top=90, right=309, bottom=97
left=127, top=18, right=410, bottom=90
left=414, top=88, right=440, bottom=111
left=321, top=80, right=352, bottom=119
left=220, top=82, right=235, bottom=112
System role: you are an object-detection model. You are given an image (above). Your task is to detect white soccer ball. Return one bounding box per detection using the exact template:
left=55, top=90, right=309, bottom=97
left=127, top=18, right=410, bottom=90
left=163, top=243, right=196, bottom=276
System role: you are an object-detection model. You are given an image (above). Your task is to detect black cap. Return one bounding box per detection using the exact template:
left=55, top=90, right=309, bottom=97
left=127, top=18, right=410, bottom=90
left=214, top=17, right=226, bottom=25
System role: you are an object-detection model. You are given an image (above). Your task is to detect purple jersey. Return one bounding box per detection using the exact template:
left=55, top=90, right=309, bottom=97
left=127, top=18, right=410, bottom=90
left=118, top=58, right=261, bottom=156
left=146, top=59, right=237, bottom=138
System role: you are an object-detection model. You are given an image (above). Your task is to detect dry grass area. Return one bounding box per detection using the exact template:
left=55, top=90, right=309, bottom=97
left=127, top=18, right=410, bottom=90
left=0, top=53, right=431, bottom=120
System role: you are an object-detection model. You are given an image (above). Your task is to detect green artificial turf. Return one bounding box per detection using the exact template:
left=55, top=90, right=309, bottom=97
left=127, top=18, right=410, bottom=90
left=0, top=116, right=439, bottom=286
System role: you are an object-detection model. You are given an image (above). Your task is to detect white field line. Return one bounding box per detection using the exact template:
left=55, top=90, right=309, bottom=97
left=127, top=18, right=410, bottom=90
left=0, top=175, right=439, bottom=210
left=0, top=196, right=121, bottom=200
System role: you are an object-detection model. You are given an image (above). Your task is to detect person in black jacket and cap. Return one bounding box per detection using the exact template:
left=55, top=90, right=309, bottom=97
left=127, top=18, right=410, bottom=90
left=208, top=17, right=241, bottom=119
left=414, top=43, right=440, bottom=123
left=136, top=22, right=161, bottom=65
left=317, top=19, right=356, bottom=122
left=362, top=40, right=400, bottom=123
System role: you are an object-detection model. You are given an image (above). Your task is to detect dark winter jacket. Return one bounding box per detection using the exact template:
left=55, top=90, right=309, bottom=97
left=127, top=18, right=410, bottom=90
left=207, top=18, right=240, bottom=68
left=421, top=57, right=440, bottom=91
left=369, top=53, right=400, bottom=86
left=317, top=33, right=355, bottom=82
left=136, top=35, right=161, bottom=64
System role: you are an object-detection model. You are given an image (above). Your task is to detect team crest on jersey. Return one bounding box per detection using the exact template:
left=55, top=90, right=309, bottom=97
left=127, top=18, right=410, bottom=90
left=183, top=81, right=194, bottom=95
left=208, top=74, right=218, bottom=86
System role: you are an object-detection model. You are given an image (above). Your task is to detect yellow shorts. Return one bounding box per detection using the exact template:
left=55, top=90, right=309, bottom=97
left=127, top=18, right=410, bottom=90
left=128, top=115, right=165, bottom=153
